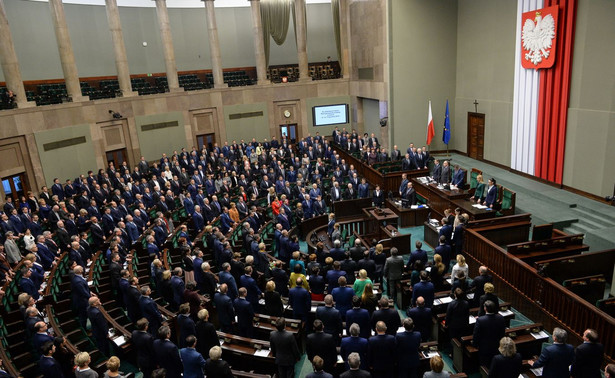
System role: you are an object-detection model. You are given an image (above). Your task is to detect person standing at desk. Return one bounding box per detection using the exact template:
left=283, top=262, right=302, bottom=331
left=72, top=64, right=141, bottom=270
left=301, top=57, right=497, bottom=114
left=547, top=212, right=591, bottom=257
left=483, top=178, right=498, bottom=209
left=528, top=327, right=575, bottom=378
left=403, top=182, right=417, bottom=206
left=440, top=160, right=451, bottom=184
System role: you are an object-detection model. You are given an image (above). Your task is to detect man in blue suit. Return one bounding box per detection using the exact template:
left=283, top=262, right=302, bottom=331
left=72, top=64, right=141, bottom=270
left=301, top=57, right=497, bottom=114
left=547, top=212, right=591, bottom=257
left=125, top=215, right=140, bottom=244
left=357, top=178, right=369, bottom=199
left=345, top=297, right=371, bottom=339
left=288, top=277, right=311, bottom=323
left=213, top=283, right=235, bottom=333
left=19, top=268, right=40, bottom=300
left=32, top=322, right=55, bottom=356
left=529, top=327, right=575, bottom=378
left=369, top=321, right=397, bottom=378
left=183, top=194, right=195, bottom=218
left=396, top=318, right=422, bottom=378
left=219, top=207, right=234, bottom=235
left=192, top=206, right=205, bottom=233
left=139, top=286, right=163, bottom=336
left=331, top=276, right=355, bottom=319
left=218, top=263, right=238, bottom=300
left=451, top=165, right=465, bottom=187
left=87, top=296, right=110, bottom=355
left=153, top=326, right=183, bottom=378
left=239, top=266, right=262, bottom=311
left=178, top=303, right=197, bottom=348
left=277, top=208, right=291, bottom=231
left=472, top=300, right=506, bottom=367
left=170, top=268, right=185, bottom=310
left=132, top=318, right=156, bottom=378
left=412, top=271, right=435, bottom=307
left=407, top=296, right=433, bottom=341
left=70, top=266, right=91, bottom=328
left=409, top=240, right=428, bottom=268
left=439, top=217, right=453, bottom=246
left=180, top=335, right=206, bottom=378
left=39, top=341, right=64, bottom=378
left=233, top=287, right=255, bottom=338
left=316, top=295, right=343, bottom=342
left=340, top=323, right=369, bottom=370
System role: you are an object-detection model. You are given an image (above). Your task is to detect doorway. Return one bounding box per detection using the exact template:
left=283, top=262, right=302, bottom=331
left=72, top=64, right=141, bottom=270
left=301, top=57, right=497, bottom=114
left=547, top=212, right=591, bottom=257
left=196, top=133, right=216, bottom=151
left=106, top=149, right=128, bottom=168
left=467, top=113, right=485, bottom=160
left=2, top=173, right=28, bottom=202
left=280, top=124, right=297, bottom=144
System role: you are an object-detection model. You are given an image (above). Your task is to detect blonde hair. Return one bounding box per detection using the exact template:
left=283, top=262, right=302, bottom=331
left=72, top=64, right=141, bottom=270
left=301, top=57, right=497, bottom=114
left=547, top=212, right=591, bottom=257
left=74, top=352, right=91, bottom=368
left=266, top=280, right=276, bottom=292
left=498, top=337, right=517, bottom=357
left=477, top=174, right=484, bottom=184
left=162, top=270, right=172, bottom=280
left=292, top=251, right=300, bottom=259
left=484, top=282, right=495, bottom=293
left=106, top=356, right=120, bottom=372
left=375, top=244, right=384, bottom=254
left=209, top=346, right=223, bottom=360
left=198, top=309, right=209, bottom=320
left=433, top=254, right=446, bottom=275
left=359, top=269, right=368, bottom=279
left=456, top=254, right=466, bottom=267
left=429, top=355, right=444, bottom=373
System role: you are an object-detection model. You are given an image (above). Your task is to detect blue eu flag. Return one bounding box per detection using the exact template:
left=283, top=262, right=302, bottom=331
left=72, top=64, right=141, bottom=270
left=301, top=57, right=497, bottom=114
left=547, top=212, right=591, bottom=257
left=443, top=100, right=451, bottom=145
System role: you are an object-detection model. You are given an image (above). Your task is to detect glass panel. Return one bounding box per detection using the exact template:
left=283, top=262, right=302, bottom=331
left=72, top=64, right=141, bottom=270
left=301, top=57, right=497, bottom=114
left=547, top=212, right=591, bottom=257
left=2, top=179, right=11, bottom=195
left=13, top=176, right=22, bottom=192
left=197, top=136, right=205, bottom=150
left=280, top=126, right=288, bottom=138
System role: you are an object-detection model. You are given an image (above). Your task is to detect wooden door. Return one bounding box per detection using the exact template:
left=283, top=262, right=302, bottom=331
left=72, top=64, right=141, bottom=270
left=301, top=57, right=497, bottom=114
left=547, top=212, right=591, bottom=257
left=2, top=173, right=28, bottom=202
left=106, top=149, right=128, bottom=168
left=196, top=133, right=215, bottom=151
left=467, top=113, right=485, bottom=160
left=280, top=124, right=297, bottom=143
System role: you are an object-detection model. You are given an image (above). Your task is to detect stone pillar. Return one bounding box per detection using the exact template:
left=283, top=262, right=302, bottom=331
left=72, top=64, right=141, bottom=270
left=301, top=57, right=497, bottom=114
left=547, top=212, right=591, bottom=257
left=104, top=0, right=137, bottom=97
left=48, top=0, right=88, bottom=102
left=339, top=0, right=351, bottom=78
left=0, top=0, right=34, bottom=108
left=294, top=0, right=309, bottom=82
left=249, top=0, right=269, bottom=85
left=153, top=0, right=181, bottom=92
left=202, top=0, right=226, bottom=88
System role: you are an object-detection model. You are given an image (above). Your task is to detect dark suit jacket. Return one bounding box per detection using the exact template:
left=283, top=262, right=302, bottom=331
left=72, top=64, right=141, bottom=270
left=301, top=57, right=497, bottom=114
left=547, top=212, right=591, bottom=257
left=340, top=336, right=369, bottom=370
left=368, top=334, right=397, bottom=371
left=472, top=313, right=506, bottom=366
left=39, top=356, right=65, bottom=378
left=340, top=369, right=371, bottom=378
left=87, top=306, right=109, bottom=342
left=213, top=292, right=235, bottom=328
left=179, top=347, right=206, bottom=378
left=407, top=306, right=433, bottom=341
left=195, top=320, right=219, bottom=358
left=139, top=296, right=162, bottom=333
left=345, top=308, right=371, bottom=339
left=131, top=330, right=156, bottom=370
left=306, top=332, right=338, bottom=371
left=371, top=308, right=401, bottom=335
left=153, top=339, right=183, bottom=378
left=233, top=297, right=255, bottom=336
left=532, top=343, right=575, bottom=378
left=177, top=314, right=196, bottom=348
left=396, top=330, right=422, bottom=369
left=446, top=298, right=470, bottom=339
left=70, top=275, right=90, bottom=309
left=571, top=342, right=604, bottom=378
left=288, top=286, right=311, bottom=320
left=488, top=353, right=522, bottom=378
left=270, top=329, right=300, bottom=367
left=316, top=306, right=343, bottom=338
left=203, top=359, right=233, bottom=378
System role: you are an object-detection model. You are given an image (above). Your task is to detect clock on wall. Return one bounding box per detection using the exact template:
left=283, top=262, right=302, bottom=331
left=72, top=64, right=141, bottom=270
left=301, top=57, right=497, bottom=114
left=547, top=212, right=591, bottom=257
left=283, top=110, right=291, bottom=118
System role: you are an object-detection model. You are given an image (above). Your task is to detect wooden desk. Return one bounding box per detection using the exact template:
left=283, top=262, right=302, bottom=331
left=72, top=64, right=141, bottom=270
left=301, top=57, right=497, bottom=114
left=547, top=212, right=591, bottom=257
left=385, top=198, right=431, bottom=227
left=411, top=178, right=472, bottom=220
left=452, top=198, right=496, bottom=220
left=216, top=331, right=276, bottom=375
left=423, top=221, right=440, bottom=249
left=364, top=207, right=398, bottom=223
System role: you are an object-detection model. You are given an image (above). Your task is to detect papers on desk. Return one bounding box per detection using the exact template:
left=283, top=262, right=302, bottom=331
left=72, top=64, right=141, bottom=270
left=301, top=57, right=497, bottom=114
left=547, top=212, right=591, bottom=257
left=425, top=266, right=432, bottom=272
left=499, top=309, right=514, bottom=317
left=411, top=205, right=419, bottom=209
left=467, top=293, right=474, bottom=300
left=113, top=336, right=127, bottom=347
left=87, top=281, right=94, bottom=287
left=423, top=351, right=439, bottom=359
left=469, top=316, right=476, bottom=325
left=337, top=355, right=344, bottom=364
left=258, top=299, right=265, bottom=305
left=434, top=296, right=453, bottom=305
left=530, top=367, right=543, bottom=376
left=311, top=306, right=318, bottom=313
left=342, top=329, right=347, bottom=336
left=472, top=204, right=488, bottom=209
left=446, top=278, right=452, bottom=285
left=397, top=326, right=406, bottom=334
left=531, top=330, right=549, bottom=339
left=219, top=338, right=225, bottom=346
left=253, top=349, right=270, bottom=357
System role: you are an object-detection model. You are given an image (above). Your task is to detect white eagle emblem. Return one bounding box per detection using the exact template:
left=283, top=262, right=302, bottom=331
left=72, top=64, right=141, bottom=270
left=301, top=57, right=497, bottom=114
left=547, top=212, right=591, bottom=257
left=522, top=12, right=556, bottom=65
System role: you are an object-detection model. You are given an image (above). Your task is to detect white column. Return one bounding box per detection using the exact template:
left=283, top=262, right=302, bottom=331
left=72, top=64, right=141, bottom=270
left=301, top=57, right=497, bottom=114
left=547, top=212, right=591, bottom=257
left=294, top=0, right=309, bottom=81
left=249, top=0, right=269, bottom=85
left=0, top=0, right=34, bottom=108
left=105, top=0, right=137, bottom=97
left=154, top=0, right=182, bottom=92
left=202, top=0, right=226, bottom=88
left=48, top=0, right=88, bottom=102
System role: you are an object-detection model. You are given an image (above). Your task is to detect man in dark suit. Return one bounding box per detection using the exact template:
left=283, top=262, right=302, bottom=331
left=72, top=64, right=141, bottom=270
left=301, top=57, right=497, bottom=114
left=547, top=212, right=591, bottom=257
left=403, top=182, right=417, bottom=206
left=371, top=297, right=401, bottom=336
left=233, top=287, right=255, bottom=338
left=341, top=323, right=369, bottom=370
left=19, top=268, right=40, bottom=301
left=180, top=335, right=207, bottom=378
left=345, top=297, right=371, bottom=339
left=239, top=266, right=262, bottom=311
left=396, top=318, right=422, bottom=378
left=32, top=322, right=54, bottom=356
left=132, top=318, right=156, bottom=378
left=218, top=263, right=238, bottom=300
left=306, top=320, right=338, bottom=374
left=570, top=328, right=604, bottom=378
left=440, top=160, right=451, bottom=184
left=70, top=266, right=91, bottom=328
left=87, top=297, right=110, bottom=355
left=153, top=326, right=183, bottom=378
left=39, top=341, right=64, bottom=378
left=340, top=352, right=371, bottom=378
left=452, top=164, right=465, bottom=187
left=384, top=247, right=404, bottom=303
left=407, top=296, right=433, bottom=341
left=472, top=300, right=506, bottom=367
left=170, top=268, right=185, bottom=310
left=177, top=303, right=196, bottom=348
left=316, top=295, right=343, bottom=341
left=139, top=286, right=163, bottom=336
left=412, top=271, right=435, bottom=307
left=369, top=321, right=397, bottom=378
left=529, top=327, right=575, bottom=378
left=213, top=283, right=235, bottom=333
left=372, top=185, right=384, bottom=207
left=470, top=266, right=493, bottom=306
left=270, top=317, right=301, bottom=378
left=288, top=277, right=311, bottom=323
left=439, top=218, right=453, bottom=246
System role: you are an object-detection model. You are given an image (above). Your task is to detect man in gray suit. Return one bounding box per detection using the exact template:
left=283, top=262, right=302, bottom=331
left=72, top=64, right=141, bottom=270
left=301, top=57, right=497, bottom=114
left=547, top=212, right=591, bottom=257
left=440, top=160, right=452, bottom=184
left=270, top=317, right=300, bottom=378
left=384, top=247, right=404, bottom=303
